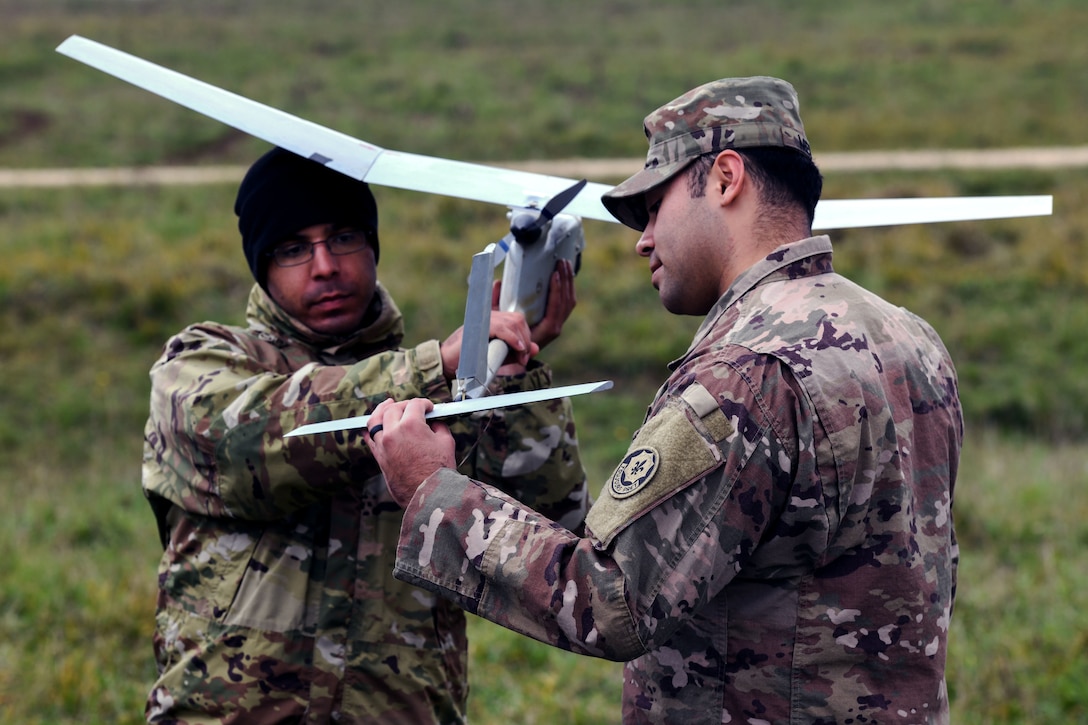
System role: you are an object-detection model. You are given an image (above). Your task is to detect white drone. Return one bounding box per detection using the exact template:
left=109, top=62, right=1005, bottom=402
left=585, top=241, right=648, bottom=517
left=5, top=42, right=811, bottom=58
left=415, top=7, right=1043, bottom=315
left=56, top=35, right=1052, bottom=436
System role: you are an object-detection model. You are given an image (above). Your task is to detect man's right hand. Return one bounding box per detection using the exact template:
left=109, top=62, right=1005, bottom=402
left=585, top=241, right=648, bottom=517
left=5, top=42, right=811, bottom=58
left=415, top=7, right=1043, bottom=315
left=439, top=311, right=537, bottom=381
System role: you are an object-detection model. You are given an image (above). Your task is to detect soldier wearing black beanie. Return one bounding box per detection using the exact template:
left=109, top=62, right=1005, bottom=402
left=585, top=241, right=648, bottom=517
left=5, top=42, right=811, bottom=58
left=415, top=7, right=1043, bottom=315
left=235, top=147, right=380, bottom=288
left=143, top=137, right=584, bottom=724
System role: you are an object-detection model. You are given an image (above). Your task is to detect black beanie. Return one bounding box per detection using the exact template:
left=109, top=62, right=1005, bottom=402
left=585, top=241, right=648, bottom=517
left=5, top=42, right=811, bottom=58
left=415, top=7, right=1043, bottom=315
left=235, top=147, right=380, bottom=286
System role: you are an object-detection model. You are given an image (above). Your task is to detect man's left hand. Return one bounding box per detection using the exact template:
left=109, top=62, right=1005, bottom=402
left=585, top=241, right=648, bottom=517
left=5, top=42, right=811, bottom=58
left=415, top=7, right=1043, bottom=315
left=366, top=398, right=455, bottom=507
left=493, top=258, right=577, bottom=351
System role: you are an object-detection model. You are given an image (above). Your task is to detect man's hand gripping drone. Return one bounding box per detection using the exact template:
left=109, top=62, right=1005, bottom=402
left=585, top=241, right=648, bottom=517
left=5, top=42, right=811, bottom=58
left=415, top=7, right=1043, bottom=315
left=453, top=178, right=587, bottom=400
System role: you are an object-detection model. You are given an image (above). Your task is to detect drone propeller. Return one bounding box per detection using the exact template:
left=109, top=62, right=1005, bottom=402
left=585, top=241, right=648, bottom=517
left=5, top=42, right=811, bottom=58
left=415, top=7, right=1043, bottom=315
left=511, top=179, right=588, bottom=244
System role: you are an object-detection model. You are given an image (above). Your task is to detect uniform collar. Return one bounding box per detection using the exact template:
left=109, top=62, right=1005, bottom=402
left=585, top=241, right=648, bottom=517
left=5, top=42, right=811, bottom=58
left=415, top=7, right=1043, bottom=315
left=245, top=280, right=406, bottom=357
left=673, top=235, right=835, bottom=368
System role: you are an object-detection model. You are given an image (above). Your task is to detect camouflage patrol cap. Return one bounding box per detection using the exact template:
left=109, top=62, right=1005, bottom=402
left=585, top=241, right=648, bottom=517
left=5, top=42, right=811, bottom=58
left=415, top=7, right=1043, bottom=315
left=601, top=76, right=811, bottom=231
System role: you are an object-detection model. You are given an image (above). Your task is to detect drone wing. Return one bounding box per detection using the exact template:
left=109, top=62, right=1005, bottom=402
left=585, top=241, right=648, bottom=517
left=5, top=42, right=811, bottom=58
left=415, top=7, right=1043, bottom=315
left=56, top=35, right=1051, bottom=229
left=285, top=380, right=614, bottom=437
left=812, top=195, right=1051, bottom=229
left=55, top=35, right=613, bottom=221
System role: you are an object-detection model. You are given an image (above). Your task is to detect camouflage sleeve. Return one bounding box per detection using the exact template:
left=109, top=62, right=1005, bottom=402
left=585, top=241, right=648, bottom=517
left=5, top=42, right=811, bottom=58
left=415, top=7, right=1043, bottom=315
left=144, top=324, right=450, bottom=521
left=393, top=363, right=820, bottom=661
left=393, top=467, right=644, bottom=661
left=449, top=362, right=589, bottom=532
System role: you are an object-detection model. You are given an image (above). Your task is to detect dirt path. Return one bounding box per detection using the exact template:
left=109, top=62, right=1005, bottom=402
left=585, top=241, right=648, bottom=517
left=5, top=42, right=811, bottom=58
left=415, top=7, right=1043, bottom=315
left=508, top=146, right=1088, bottom=177
left=2, top=146, right=1087, bottom=188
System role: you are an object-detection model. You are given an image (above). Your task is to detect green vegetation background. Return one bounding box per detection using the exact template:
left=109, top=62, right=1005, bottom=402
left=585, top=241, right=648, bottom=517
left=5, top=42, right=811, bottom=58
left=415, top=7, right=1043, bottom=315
left=1, top=1, right=1086, bottom=722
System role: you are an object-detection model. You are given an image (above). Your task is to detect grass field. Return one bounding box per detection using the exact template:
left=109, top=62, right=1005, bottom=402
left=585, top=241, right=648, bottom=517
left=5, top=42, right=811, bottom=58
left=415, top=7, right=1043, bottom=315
left=2, top=1, right=1088, bottom=722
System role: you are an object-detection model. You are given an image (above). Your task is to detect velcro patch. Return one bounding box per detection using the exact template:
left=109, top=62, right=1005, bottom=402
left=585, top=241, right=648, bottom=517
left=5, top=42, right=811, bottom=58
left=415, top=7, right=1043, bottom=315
left=586, top=383, right=733, bottom=547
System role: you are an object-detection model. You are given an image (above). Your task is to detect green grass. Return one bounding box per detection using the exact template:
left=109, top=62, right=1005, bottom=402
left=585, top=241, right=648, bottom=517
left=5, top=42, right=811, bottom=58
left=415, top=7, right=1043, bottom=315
left=4, top=0, right=1088, bottom=166
left=2, top=1, right=1088, bottom=722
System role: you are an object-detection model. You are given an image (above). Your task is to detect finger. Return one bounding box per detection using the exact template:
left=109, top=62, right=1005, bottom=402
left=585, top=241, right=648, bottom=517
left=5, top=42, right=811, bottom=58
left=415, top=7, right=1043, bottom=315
left=530, top=265, right=575, bottom=348
left=551, top=261, right=576, bottom=309
left=366, top=398, right=394, bottom=429
left=365, top=398, right=405, bottom=444
left=490, top=312, right=531, bottom=352
left=401, top=397, right=436, bottom=423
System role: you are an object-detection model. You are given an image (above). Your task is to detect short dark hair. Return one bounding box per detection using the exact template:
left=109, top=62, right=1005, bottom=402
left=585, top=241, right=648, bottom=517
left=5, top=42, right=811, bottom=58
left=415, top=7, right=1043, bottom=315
left=687, top=147, right=823, bottom=226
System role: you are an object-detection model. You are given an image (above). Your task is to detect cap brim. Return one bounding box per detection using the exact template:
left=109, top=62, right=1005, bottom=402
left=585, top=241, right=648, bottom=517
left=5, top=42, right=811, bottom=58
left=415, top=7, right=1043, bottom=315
left=601, top=157, right=695, bottom=231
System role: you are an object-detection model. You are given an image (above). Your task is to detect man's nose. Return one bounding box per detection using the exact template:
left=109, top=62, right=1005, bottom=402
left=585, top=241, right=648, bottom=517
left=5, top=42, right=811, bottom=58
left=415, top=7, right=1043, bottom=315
left=635, top=226, right=654, bottom=257
left=309, top=240, right=339, bottom=274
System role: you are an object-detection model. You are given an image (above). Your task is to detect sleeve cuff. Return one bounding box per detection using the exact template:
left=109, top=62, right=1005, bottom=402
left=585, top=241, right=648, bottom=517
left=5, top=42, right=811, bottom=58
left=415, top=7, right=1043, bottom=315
left=408, top=340, right=450, bottom=398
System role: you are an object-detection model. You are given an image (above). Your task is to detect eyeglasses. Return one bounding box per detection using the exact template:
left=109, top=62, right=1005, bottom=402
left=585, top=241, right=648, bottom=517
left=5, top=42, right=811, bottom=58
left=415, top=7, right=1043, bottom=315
left=268, top=229, right=373, bottom=267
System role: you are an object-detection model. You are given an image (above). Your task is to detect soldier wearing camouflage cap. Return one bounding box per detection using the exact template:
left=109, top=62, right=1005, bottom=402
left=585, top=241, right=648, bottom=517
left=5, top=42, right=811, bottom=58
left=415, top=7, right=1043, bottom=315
left=368, top=77, right=962, bottom=723
left=142, top=146, right=589, bottom=723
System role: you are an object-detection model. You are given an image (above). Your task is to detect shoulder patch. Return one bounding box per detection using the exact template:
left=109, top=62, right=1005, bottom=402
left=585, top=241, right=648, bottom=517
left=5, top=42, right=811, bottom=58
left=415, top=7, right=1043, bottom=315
left=586, top=387, right=732, bottom=548
left=609, top=447, right=661, bottom=499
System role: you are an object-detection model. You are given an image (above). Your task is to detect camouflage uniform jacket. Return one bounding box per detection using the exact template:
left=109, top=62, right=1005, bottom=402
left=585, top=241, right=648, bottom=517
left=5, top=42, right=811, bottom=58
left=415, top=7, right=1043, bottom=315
left=143, top=282, right=588, bottom=724
left=393, top=236, right=963, bottom=724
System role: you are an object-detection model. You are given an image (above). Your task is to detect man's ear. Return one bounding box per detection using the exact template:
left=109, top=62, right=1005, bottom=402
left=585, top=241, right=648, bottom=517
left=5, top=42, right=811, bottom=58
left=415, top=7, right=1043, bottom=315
left=712, top=150, right=746, bottom=205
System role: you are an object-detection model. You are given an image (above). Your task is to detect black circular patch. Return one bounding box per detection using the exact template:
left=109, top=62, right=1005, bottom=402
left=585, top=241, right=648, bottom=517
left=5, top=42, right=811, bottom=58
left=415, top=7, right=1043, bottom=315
left=609, top=447, right=660, bottom=499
